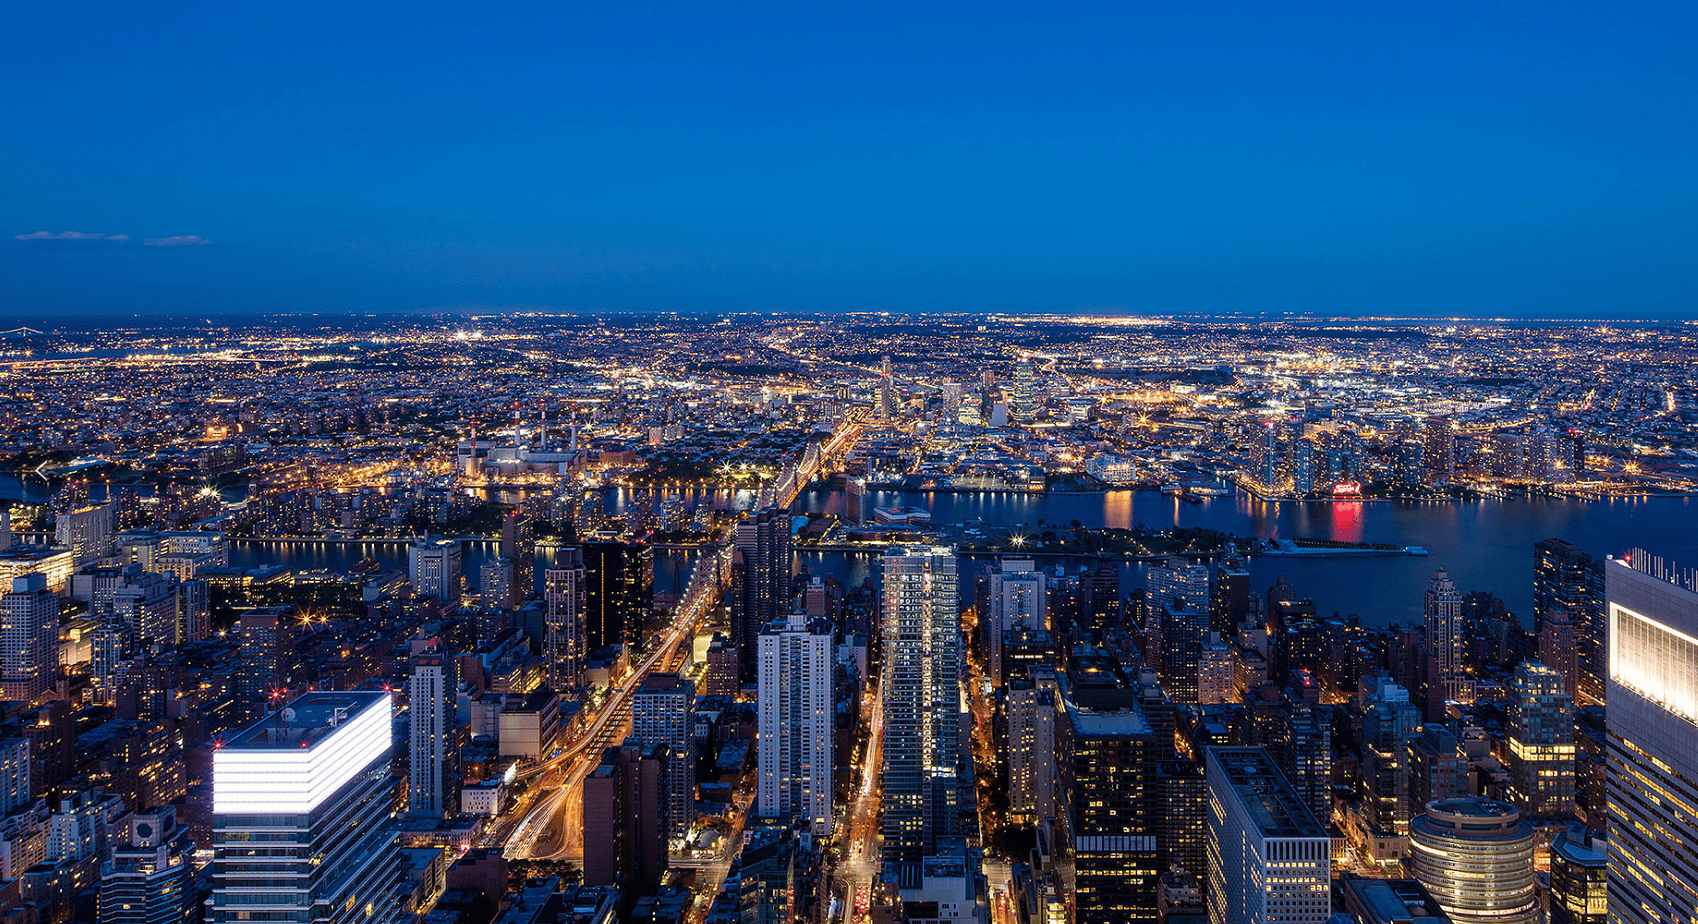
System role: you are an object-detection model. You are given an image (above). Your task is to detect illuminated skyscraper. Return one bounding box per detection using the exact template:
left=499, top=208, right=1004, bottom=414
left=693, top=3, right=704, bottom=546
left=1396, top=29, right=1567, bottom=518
left=55, top=503, right=113, bottom=568
left=406, top=650, right=460, bottom=817
left=1424, top=570, right=1470, bottom=704
left=0, top=574, right=58, bottom=704
left=757, top=613, right=833, bottom=835
left=1551, top=825, right=1608, bottom=924
left=1005, top=665, right=1057, bottom=826
left=1506, top=661, right=1574, bottom=818
left=1059, top=670, right=1161, bottom=923
left=1409, top=798, right=1538, bottom=924
left=1361, top=677, right=1419, bottom=837
left=100, top=806, right=194, bottom=924
left=1010, top=356, right=1034, bottom=424
left=631, top=672, right=695, bottom=842
left=1423, top=416, right=1456, bottom=484
left=986, top=558, right=1045, bottom=684
left=1206, top=746, right=1331, bottom=924
left=880, top=546, right=961, bottom=864
left=209, top=690, right=398, bottom=924
left=408, top=536, right=462, bottom=602
left=543, top=548, right=586, bottom=690
left=1604, top=553, right=1698, bottom=924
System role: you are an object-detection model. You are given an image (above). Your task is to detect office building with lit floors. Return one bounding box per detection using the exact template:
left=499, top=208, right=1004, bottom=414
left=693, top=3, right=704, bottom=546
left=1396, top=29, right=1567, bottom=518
left=757, top=613, right=833, bottom=836
left=543, top=549, right=586, bottom=690
left=631, top=673, right=695, bottom=844
left=880, top=546, right=961, bottom=867
left=209, top=690, right=399, bottom=924
left=1551, top=824, right=1608, bottom=924
left=0, top=574, right=59, bottom=705
left=1604, top=553, right=1698, bottom=924
left=1205, top=746, right=1331, bottom=924
left=1408, top=798, right=1538, bottom=924
left=100, top=806, right=195, bottom=924
left=1058, top=672, right=1161, bottom=923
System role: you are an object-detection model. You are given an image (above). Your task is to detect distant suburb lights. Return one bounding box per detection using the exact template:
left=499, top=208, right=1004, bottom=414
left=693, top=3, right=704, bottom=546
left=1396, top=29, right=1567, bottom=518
left=12, top=231, right=212, bottom=246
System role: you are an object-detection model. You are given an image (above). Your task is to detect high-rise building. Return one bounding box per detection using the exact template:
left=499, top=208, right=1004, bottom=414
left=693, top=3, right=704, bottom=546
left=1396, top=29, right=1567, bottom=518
left=408, top=537, right=462, bottom=602
left=1604, top=553, right=1698, bottom=924
left=1197, top=635, right=1235, bottom=705
left=209, top=690, right=398, bottom=924
left=732, top=508, right=792, bottom=681
left=55, top=503, right=113, bottom=568
left=1406, top=725, right=1469, bottom=814
left=1274, top=687, right=1332, bottom=824
left=1059, top=671, right=1161, bottom=923
left=1425, top=570, right=1470, bottom=705
left=1551, top=824, right=1608, bottom=924
left=583, top=539, right=652, bottom=653
left=1210, top=550, right=1251, bottom=634
left=1010, top=356, right=1035, bottom=424
left=631, top=672, right=695, bottom=843
left=543, top=548, right=586, bottom=691
left=1408, top=798, right=1539, bottom=924
left=581, top=743, right=667, bottom=895
left=500, top=510, right=536, bottom=606
left=0, top=574, right=58, bottom=704
left=1506, top=660, right=1575, bottom=818
left=480, top=557, right=514, bottom=612
left=1361, top=677, right=1420, bottom=837
left=757, top=613, right=832, bottom=835
left=1205, top=746, right=1331, bottom=924
left=1149, top=558, right=1210, bottom=703
left=1423, top=417, right=1456, bottom=485
left=1005, top=665, right=1057, bottom=826
left=878, top=355, right=896, bottom=419
left=1147, top=558, right=1210, bottom=613
left=986, top=558, right=1045, bottom=684
left=0, top=739, right=27, bottom=814
left=1156, top=759, right=1208, bottom=882
left=235, top=605, right=294, bottom=714
left=100, top=806, right=194, bottom=924
left=1535, top=539, right=1606, bottom=707
left=1539, top=604, right=1582, bottom=701
left=880, top=546, right=961, bottom=864
left=407, top=651, right=460, bottom=817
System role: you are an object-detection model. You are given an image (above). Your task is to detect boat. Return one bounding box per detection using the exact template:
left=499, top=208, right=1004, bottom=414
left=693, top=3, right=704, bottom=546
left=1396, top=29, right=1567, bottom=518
left=872, top=505, right=932, bottom=525
left=1405, top=546, right=1429, bottom=556
left=1181, top=494, right=1204, bottom=505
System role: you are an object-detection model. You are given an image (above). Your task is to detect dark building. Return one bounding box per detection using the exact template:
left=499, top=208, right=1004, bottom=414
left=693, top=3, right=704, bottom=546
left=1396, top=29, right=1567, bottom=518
left=583, top=541, right=652, bottom=653
left=500, top=510, right=537, bottom=607
left=581, top=742, right=668, bottom=897
left=1058, top=669, right=1160, bottom=923
left=731, top=506, right=792, bottom=681
left=1533, top=539, right=1605, bottom=706
left=1210, top=553, right=1251, bottom=635
left=1155, top=760, right=1207, bottom=879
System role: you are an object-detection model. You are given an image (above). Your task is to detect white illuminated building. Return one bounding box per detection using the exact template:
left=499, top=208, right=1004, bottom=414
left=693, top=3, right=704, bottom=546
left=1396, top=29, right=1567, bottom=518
left=1605, top=553, right=1698, bottom=924
left=209, top=690, right=399, bottom=924
left=757, top=612, right=833, bottom=835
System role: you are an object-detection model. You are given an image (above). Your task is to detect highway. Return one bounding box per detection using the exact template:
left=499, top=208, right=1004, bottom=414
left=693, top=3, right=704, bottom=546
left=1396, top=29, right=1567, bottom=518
left=501, top=541, right=733, bottom=860
left=834, top=678, right=885, bottom=924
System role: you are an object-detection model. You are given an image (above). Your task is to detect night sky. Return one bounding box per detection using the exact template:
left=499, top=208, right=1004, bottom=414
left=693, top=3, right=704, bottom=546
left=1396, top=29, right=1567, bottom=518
left=5, top=3, right=1697, bottom=321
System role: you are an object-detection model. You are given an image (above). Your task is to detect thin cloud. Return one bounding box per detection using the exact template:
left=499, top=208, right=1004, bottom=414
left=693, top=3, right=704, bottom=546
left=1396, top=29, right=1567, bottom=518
left=143, top=235, right=212, bottom=247
left=13, top=230, right=113, bottom=241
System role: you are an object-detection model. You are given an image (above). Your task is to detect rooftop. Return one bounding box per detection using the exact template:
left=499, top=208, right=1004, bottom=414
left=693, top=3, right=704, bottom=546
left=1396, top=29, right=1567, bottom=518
left=1208, top=746, right=1327, bottom=839
left=224, top=690, right=390, bottom=750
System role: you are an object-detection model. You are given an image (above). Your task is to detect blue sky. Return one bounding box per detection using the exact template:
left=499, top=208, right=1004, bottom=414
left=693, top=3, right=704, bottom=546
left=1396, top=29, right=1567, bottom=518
left=4, top=2, right=1696, bottom=320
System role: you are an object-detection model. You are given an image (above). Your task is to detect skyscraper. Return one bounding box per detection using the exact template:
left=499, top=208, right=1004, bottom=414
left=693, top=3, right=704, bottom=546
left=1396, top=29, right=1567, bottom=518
left=757, top=613, right=833, bottom=835
left=543, top=548, right=586, bottom=691
left=55, top=503, right=113, bottom=568
left=408, top=536, right=462, bottom=602
left=631, top=672, right=695, bottom=843
left=986, top=558, right=1046, bottom=684
left=732, top=507, right=791, bottom=681
left=1210, top=550, right=1251, bottom=634
left=500, top=510, right=536, bottom=606
left=1010, top=356, right=1034, bottom=424
left=1361, top=677, right=1419, bottom=837
left=480, top=556, right=514, bottom=611
left=1604, top=553, right=1698, bottom=924
left=1551, top=825, right=1608, bottom=924
left=0, top=574, right=58, bottom=704
left=1059, top=670, right=1162, bottom=923
left=583, top=539, right=653, bottom=652
left=1205, top=746, right=1331, bottom=924
left=407, top=650, right=460, bottom=817
left=880, top=546, right=961, bottom=864
left=1507, top=660, right=1575, bottom=818
left=1408, top=798, right=1538, bottom=924
left=1535, top=538, right=1606, bottom=707
left=1424, top=569, right=1470, bottom=705
left=209, top=690, right=398, bottom=924
left=100, top=806, right=194, bottom=924
left=1005, top=665, right=1057, bottom=826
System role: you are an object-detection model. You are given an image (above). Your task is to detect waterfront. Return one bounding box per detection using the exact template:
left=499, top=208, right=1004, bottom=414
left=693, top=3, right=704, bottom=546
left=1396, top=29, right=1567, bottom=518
left=800, top=488, right=1698, bottom=626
